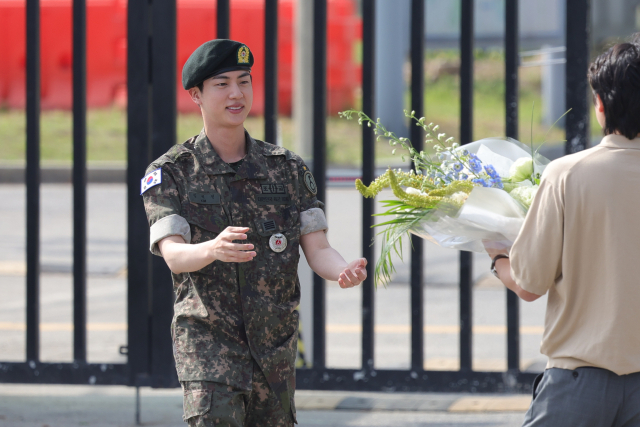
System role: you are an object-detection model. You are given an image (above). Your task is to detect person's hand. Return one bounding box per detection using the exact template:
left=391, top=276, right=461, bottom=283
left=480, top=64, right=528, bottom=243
left=207, top=226, right=256, bottom=263
left=338, top=258, right=367, bottom=288
left=482, top=240, right=509, bottom=260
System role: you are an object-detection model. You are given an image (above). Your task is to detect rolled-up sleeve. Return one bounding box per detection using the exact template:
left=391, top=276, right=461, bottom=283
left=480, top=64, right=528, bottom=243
left=296, top=158, right=327, bottom=234
left=142, top=167, right=188, bottom=256
left=149, top=214, right=191, bottom=255
left=300, top=207, right=328, bottom=235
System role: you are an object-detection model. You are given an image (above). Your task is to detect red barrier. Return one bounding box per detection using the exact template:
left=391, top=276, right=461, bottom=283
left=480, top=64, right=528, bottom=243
left=0, top=0, right=361, bottom=115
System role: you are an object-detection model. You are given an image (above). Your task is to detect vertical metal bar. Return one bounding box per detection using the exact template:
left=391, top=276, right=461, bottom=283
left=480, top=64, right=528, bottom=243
left=409, top=0, right=425, bottom=372
left=565, top=0, right=591, bottom=154
left=217, top=0, right=230, bottom=39
left=459, top=0, right=474, bottom=372
left=72, top=0, right=87, bottom=363
left=361, top=0, right=376, bottom=372
left=150, top=0, right=178, bottom=388
left=127, top=0, right=152, bottom=385
left=25, top=0, right=41, bottom=363
left=264, top=0, right=278, bottom=144
left=504, top=0, right=520, bottom=373
left=135, top=386, right=141, bottom=425
left=312, top=0, right=327, bottom=369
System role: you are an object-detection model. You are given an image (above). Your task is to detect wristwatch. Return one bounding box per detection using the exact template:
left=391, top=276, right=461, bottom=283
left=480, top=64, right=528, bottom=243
left=490, top=254, right=509, bottom=278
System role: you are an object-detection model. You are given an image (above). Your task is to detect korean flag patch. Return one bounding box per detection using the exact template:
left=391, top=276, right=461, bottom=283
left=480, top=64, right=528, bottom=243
left=140, top=168, right=162, bottom=195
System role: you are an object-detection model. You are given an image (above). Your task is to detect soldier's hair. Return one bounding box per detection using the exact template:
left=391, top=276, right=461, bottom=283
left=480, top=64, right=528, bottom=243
left=588, top=33, right=640, bottom=139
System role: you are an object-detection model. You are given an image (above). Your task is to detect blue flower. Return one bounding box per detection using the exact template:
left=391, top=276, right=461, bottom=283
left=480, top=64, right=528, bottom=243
left=469, top=153, right=479, bottom=160
left=489, top=178, right=504, bottom=189
left=484, top=164, right=500, bottom=179
left=453, top=162, right=464, bottom=172
left=472, top=178, right=489, bottom=187
left=468, top=159, right=482, bottom=174
left=460, top=173, right=468, bottom=180
left=462, top=150, right=470, bottom=156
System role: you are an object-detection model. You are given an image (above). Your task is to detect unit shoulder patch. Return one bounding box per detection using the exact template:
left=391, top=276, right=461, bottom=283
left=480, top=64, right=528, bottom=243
left=140, top=168, right=162, bottom=195
left=303, top=171, right=317, bottom=195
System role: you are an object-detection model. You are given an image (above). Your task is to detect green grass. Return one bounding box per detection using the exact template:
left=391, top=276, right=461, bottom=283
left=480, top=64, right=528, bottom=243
left=0, top=53, right=603, bottom=167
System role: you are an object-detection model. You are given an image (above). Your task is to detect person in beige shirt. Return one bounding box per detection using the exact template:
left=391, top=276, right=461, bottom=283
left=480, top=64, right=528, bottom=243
left=487, top=36, right=640, bottom=426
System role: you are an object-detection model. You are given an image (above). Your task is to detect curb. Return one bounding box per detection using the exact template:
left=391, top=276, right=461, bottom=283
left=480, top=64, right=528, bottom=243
left=294, top=390, right=531, bottom=413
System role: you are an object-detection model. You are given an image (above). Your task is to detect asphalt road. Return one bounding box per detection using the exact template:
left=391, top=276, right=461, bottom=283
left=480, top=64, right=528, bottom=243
left=0, top=184, right=548, bottom=371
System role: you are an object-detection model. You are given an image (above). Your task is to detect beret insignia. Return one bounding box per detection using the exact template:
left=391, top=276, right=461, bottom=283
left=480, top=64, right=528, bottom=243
left=238, top=45, right=250, bottom=64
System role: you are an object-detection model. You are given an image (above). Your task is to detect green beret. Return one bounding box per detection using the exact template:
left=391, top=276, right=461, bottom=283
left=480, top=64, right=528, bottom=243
left=182, top=39, right=254, bottom=90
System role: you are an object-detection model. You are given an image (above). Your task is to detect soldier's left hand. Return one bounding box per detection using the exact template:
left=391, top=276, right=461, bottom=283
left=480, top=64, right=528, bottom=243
left=338, top=258, right=367, bottom=288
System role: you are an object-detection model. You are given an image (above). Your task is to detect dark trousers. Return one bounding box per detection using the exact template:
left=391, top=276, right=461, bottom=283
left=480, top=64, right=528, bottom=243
left=523, top=367, right=640, bottom=427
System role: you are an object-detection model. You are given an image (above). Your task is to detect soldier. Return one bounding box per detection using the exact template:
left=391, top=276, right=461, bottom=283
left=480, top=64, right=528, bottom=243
left=141, top=39, right=367, bottom=427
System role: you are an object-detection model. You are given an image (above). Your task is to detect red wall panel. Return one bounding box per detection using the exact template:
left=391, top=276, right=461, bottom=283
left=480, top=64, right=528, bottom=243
left=0, top=0, right=361, bottom=115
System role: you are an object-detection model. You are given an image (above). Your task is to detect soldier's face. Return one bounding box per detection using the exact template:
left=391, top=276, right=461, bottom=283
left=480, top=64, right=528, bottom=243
left=197, top=70, right=253, bottom=128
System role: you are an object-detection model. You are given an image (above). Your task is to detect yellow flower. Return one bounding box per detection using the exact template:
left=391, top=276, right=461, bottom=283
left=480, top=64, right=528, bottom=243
left=355, top=169, right=474, bottom=210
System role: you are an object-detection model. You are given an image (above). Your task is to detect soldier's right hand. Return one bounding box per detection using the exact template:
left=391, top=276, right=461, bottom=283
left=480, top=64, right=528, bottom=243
left=207, top=226, right=256, bottom=263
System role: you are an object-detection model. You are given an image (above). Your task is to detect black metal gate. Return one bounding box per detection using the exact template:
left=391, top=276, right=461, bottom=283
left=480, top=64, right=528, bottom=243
left=0, top=0, right=592, bottom=394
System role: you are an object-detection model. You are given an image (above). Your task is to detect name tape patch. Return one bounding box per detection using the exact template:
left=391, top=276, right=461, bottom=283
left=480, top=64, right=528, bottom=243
left=256, top=195, right=292, bottom=205
left=188, top=191, right=221, bottom=205
left=140, top=168, right=162, bottom=195
left=261, top=183, right=286, bottom=194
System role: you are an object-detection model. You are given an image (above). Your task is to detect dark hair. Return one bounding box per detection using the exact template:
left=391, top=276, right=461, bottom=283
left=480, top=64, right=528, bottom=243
left=588, top=35, right=640, bottom=139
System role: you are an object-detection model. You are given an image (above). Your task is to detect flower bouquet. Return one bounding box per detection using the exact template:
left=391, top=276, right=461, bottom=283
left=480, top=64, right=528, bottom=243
left=339, top=109, right=553, bottom=285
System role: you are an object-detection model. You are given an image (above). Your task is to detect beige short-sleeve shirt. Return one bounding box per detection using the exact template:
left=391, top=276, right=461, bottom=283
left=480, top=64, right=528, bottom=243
left=511, top=134, right=640, bottom=375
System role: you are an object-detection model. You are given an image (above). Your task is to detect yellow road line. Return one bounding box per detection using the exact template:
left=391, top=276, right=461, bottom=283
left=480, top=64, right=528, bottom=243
left=326, top=324, right=544, bottom=335
left=0, top=322, right=544, bottom=335
left=0, top=322, right=127, bottom=332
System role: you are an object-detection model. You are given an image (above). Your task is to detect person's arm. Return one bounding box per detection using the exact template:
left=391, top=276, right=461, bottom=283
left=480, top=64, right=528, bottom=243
left=158, top=226, right=256, bottom=274
left=300, top=230, right=367, bottom=288
left=486, top=248, right=542, bottom=302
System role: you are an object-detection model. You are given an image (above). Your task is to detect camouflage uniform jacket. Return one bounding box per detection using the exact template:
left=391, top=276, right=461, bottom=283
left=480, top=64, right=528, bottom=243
left=142, top=130, right=327, bottom=417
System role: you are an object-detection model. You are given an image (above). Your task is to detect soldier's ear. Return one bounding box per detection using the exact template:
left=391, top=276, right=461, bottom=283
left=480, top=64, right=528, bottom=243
left=188, top=87, right=202, bottom=106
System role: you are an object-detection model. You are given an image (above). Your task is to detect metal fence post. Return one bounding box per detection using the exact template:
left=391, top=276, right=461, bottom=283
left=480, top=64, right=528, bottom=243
left=459, top=0, right=474, bottom=373
left=504, top=0, right=520, bottom=374
left=217, top=0, right=230, bottom=39
left=565, top=0, right=591, bottom=154
left=72, top=0, right=88, bottom=363
left=312, top=0, right=327, bottom=370
left=25, top=0, right=41, bottom=364
left=361, top=0, right=376, bottom=373
left=127, top=0, right=153, bottom=387
left=409, top=0, right=425, bottom=373
left=150, top=0, right=179, bottom=388
left=264, top=0, right=278, bottom=144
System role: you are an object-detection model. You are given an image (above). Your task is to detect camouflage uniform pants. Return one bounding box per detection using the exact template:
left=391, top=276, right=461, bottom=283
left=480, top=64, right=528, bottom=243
left=182, top=360, right=295, bottom=427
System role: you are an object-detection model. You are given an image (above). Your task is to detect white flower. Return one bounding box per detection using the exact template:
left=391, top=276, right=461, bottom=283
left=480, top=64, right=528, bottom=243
left=449, top=191, right=469, bottom=204
left=405, top=187, right=427, bottom=196
left=509, top=157, right=534, bottom=182
left=509, top=184, right=539, bottom=209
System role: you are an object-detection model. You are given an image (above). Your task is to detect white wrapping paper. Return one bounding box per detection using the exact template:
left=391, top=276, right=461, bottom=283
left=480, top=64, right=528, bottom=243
left=408, top=138, right=550, bottom=253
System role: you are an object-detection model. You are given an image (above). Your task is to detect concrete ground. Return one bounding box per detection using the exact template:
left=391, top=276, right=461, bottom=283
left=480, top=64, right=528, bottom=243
left=0, top=183, right=547, bottom=426
left=0, top=384, right=530, bottom=427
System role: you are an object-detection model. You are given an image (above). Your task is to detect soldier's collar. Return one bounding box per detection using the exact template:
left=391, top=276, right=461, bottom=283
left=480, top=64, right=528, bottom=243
left=231, top=131, right=269, bottom=181
left=193, top=129, right=269, bottom=180
left=193, top=130, right=235, bottom=175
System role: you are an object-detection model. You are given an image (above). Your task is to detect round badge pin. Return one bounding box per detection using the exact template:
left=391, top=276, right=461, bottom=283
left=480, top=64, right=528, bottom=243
left=303, top=171, right=317, bottom=195
left=269, top=233, right=287, bottom=253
